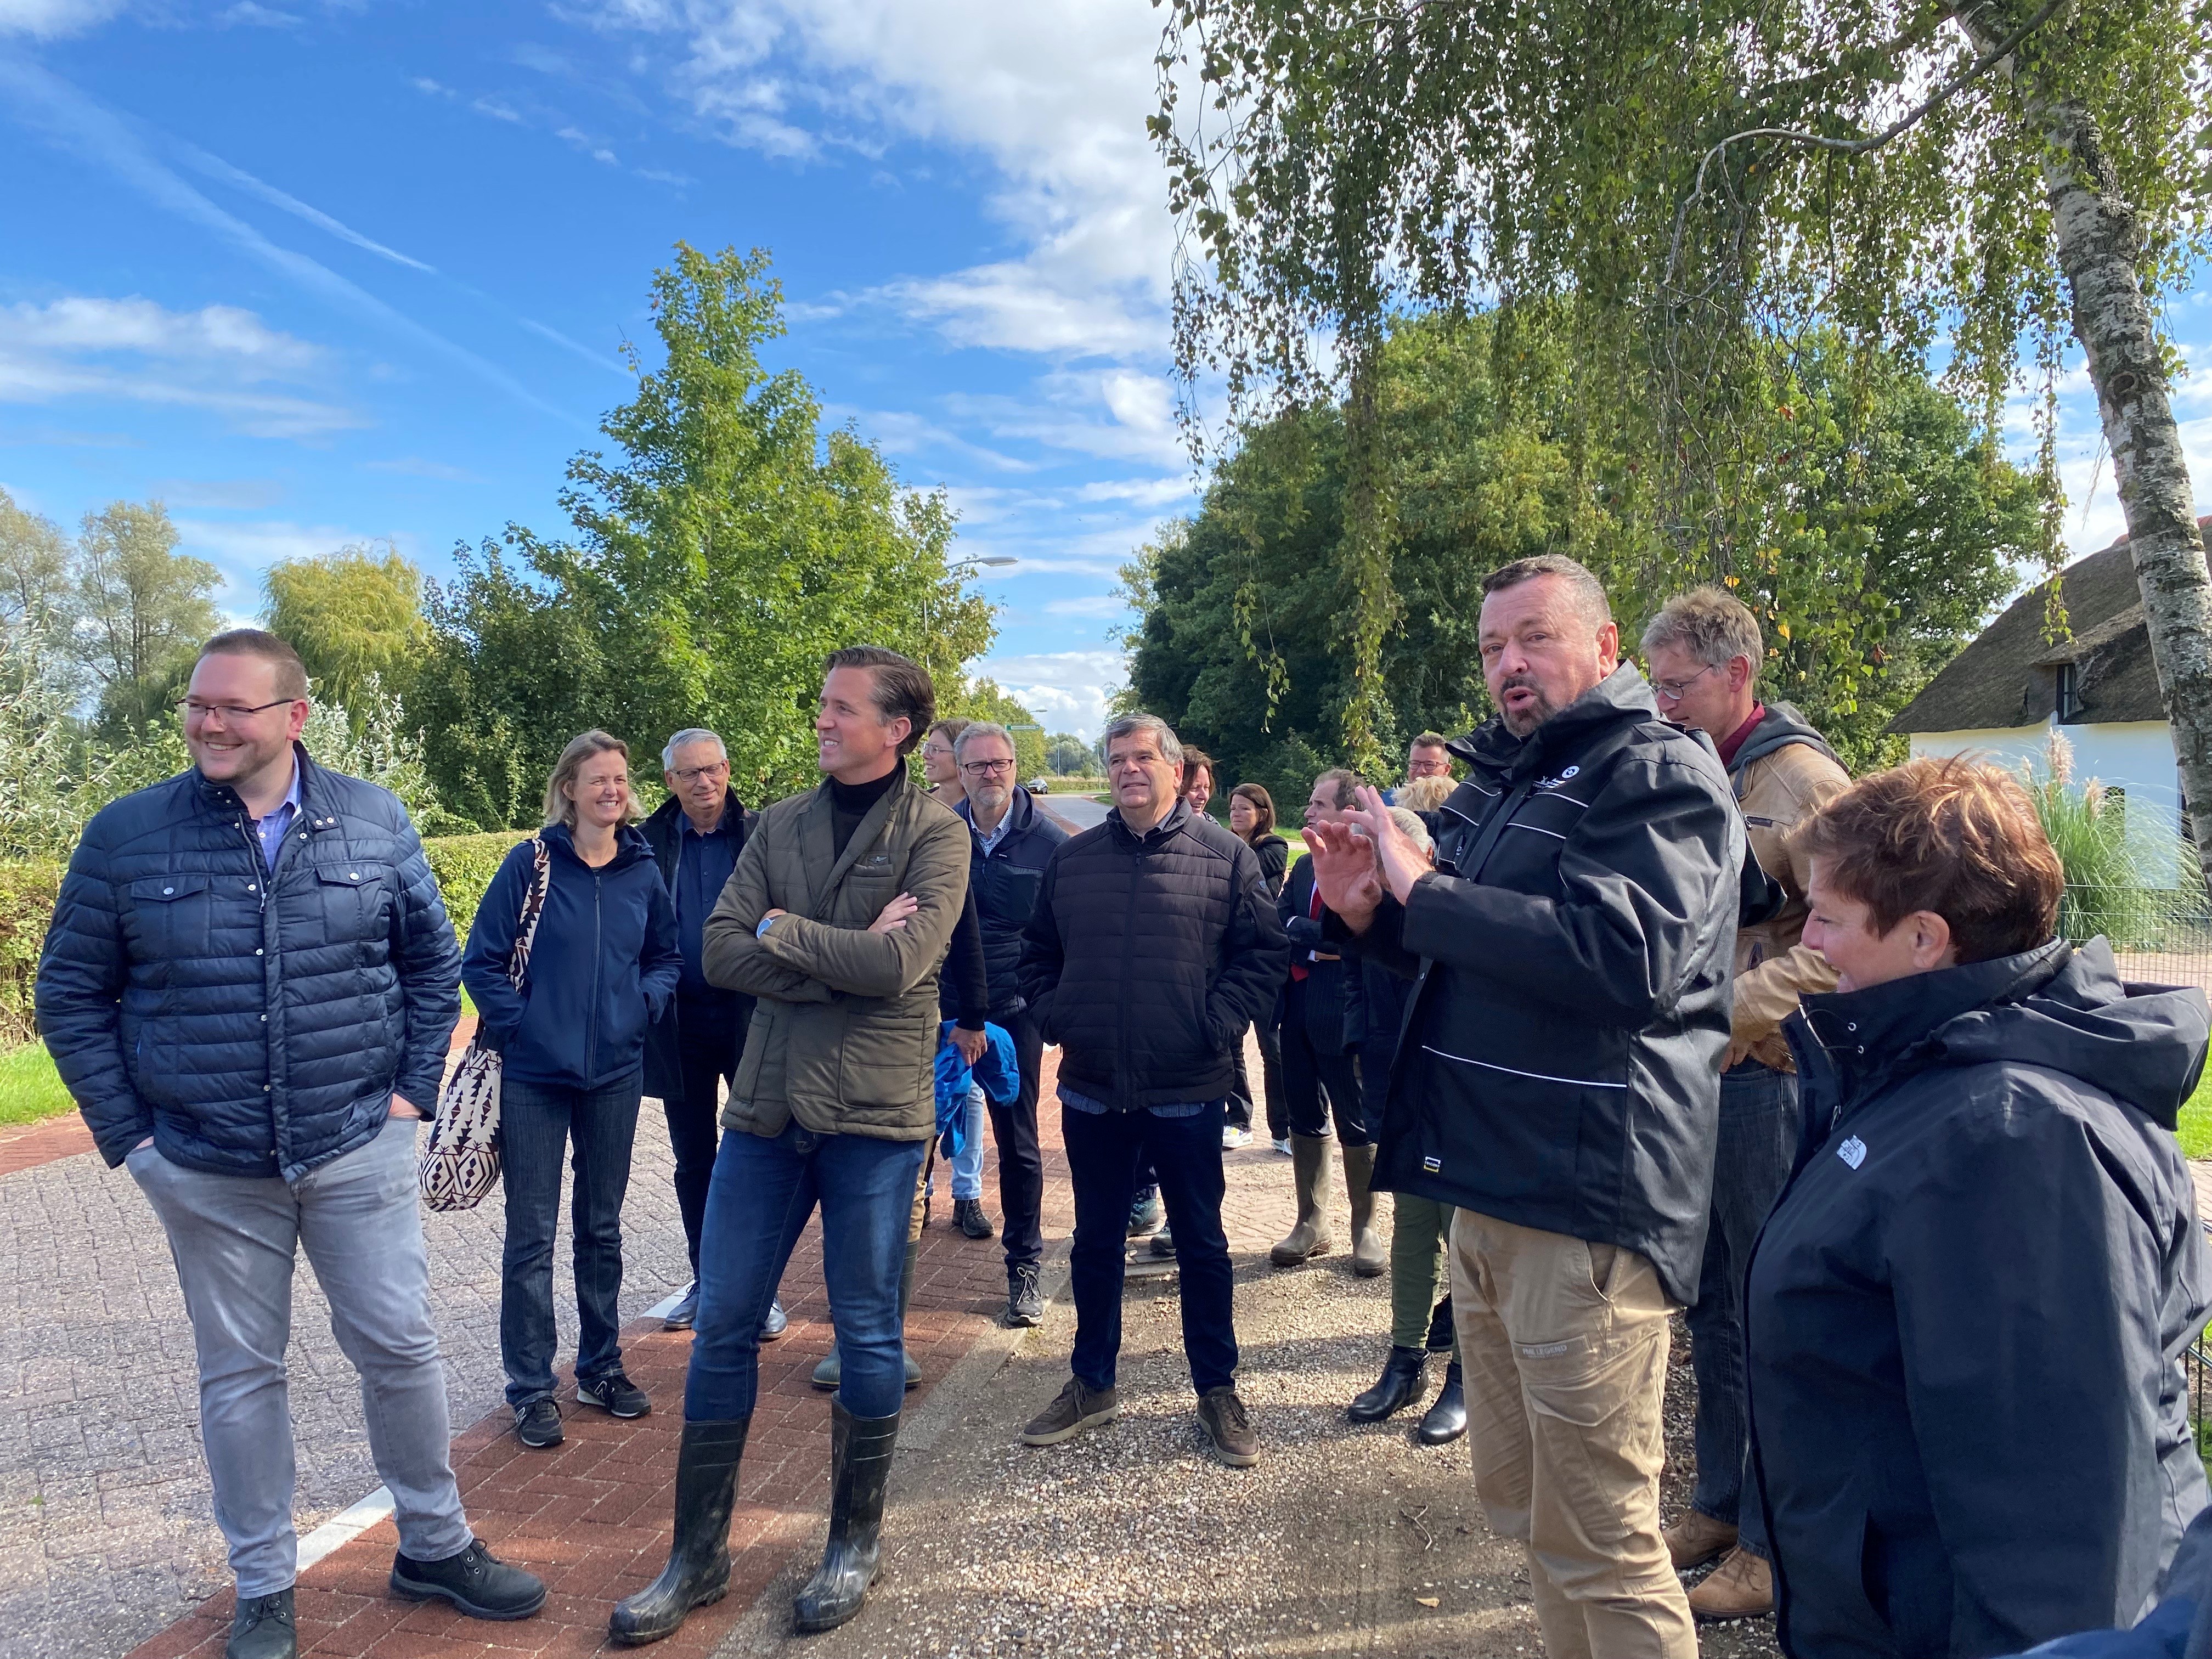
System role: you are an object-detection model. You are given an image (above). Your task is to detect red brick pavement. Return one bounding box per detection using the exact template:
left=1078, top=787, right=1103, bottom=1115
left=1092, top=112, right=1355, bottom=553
left=119, top=1035, right=1317, bottom=1659
left=0, top=1109, right=94, bottom=1176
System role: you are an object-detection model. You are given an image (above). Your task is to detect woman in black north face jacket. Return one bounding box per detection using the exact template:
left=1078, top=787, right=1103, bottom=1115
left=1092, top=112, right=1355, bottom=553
left=1748, top=759, right=2210, bottom=1659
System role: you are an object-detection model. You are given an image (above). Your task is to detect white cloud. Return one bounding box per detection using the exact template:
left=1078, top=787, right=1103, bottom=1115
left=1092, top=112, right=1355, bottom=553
left=219, top=2, right=302, bottom=26
left=364, top=455, right=481, bottom=482
left=176, top=517, right=420, bottom=571
left=152, top=478, right=285, bottom=510
left=0, top=0, right=124, bottom=38
left=1042, top=593, right=1130, bottom=620
left=944, top=368, right=1187, bottom=466
left=972, top=647, right=1126, bottom=738
left=0, top=296, right=363, bottom=439
left=584, top=0, right=1173, bottom=359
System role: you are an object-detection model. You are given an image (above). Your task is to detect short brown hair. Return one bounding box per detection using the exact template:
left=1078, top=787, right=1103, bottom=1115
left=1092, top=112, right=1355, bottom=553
left=1641, top=586, right=1763, bottom=675
left=1481, top=555, right=1613, bottom=629
left=1790, top=757, right=2062, bottom=964
left=1229, top=782, right=1276, bottom=839
left=1182, top=748, right=1214, bottom=791
left=927, top=716, right=972, bottom=745
left=824, top=646, right=936, bottom=757
left=198, top=628, right=308, bottom=701
left=544, top=730, right=633, bottom=829
left=1314, top=767, right=1363, bottom=810
left=1409, top=731, right=1450, bottom=754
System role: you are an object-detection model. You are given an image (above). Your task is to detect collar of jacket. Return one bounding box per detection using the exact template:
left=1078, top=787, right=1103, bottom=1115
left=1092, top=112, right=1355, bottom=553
left=1787, top=939, right=2074, bottom=1111
left=190, top=740, right=343, bottom=831
left=542, top=817, right=656, bottom=872
left=1726, top=700, right=1843, bottom=788
left=1107, top=795, right=1193, bottom=850
left=1454, top=663, right=1666, bottom=786
left=645, top=786, right=747, bottom=838
left=956, top=785, right=1034, bottom=840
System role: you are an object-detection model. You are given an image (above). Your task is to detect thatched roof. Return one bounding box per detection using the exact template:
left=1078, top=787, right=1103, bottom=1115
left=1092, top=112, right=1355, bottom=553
left=1887, top=520, right=2210, bottom=735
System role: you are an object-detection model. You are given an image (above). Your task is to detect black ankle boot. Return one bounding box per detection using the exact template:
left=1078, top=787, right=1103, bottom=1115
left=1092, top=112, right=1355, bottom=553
left=227, top=1588, right=296, bottom=1659
left=1426, top=1294, right=1455, bottom=1353
left=791, top=1400, right=900, bottom=1633
left=1417, top=1361, right=1467, bottom=1445
left=1347, top=1345, right=1429, bottom=1423
left=608, top=1418, right=751, bottom=1646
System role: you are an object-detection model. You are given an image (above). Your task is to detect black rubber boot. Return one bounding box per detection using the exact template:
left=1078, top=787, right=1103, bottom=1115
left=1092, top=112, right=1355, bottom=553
left=1426, top=1294, right=1455, bottom=1353
left=791, top=1401, right=900, bottom=1633
left=1347, top=1345, right=1429, bottom=1424
left=814, top=1244, right=923, bottom=1392
left=608, top=1418, right=751, bottom=1646
left=1417, top=1361, right=1468, bottom=1446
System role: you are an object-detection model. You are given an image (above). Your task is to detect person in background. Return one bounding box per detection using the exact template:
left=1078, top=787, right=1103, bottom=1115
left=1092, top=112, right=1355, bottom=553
left=612, top=647, right=967, bottom=1644
left=36, top=629, right=545, bottom=1659
left=1271, top=768, right=1383, bottom=1276
left=1385, top=732, right=1455, bottom=804
left=1017, top=713, right=1289, bottom=1468
left=952, top=720, right=1071, bottom=1326
left=465, top=732, right=683, bottom=1449
left=921, top=716, right=971, bottom=800
left=1182, top=749, right=1216, bottom=817
left=1306, top=555, right=1740, bottom=1656
left=1345, top=806, right=1464, bottom=1446
left=915, top=714, right=992, bottom=1241
left=1750, top=759, right=2209, bottom=1659
left=1226, top=783, right=1291, bottom=1153
left=640, top=729, right=786, bottom=1343
left=1395, top=772, right=1453, bottom=820
left=1640, top=586, right=1852, bottom=1618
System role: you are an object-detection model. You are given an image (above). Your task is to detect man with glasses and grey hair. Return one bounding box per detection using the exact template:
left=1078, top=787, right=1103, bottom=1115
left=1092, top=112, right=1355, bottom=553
left=1015, top=712, right=1288, bottom=1466
left=950, top=720, right=1069, bottom=1324
left=641, top=727, right=782, bottom=1338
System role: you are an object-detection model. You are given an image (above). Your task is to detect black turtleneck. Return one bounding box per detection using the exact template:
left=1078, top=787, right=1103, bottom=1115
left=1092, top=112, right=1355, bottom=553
left=829, top=766, right=899, bottom=857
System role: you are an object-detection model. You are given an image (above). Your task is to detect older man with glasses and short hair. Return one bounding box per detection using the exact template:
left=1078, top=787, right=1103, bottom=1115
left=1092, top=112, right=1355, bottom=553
left=950, top=720, right=1070, bottom=1325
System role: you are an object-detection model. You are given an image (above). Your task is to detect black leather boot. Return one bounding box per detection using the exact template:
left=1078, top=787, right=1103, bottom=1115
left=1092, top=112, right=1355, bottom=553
left=226, top=1588, right=296, bottom=1659
left=1426, top=1294, right=1455, bottom=1354
left=791, top=1401, right=899, bottom=1633
left=1417, top=1360, right=1467, bottom=1445
left=608, top=1418, right=751, bottom=1646
left=1347, top=1345, right=1429, bottom=1423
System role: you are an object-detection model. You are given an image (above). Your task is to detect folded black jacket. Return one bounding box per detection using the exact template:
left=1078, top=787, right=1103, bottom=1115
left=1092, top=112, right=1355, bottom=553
left=1331, top=664, right=1742, bottom=1305
left=1018, top=799, right=1289, bottom=1110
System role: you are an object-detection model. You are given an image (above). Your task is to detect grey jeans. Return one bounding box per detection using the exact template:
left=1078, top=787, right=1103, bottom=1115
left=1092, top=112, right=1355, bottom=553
left=128, top=1115, right=471, bottom=1595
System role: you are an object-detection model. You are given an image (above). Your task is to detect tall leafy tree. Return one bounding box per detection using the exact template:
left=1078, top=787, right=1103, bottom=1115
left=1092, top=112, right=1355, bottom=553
left=263, top=544, right=431, bottom=713
left=417, top=245, right=996, bottom=821
left=1154, top=0, right=2212, bottom=832
left=70, top=500, right=221, bottom=735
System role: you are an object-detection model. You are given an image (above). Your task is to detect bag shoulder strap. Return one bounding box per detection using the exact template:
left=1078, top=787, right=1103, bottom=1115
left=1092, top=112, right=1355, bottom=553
left=507, top=837, right=551, bottom=992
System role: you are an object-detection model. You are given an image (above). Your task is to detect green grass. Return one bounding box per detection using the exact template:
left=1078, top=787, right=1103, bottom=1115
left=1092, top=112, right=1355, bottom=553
left=2179, top=1068, right=2212, bottom=1160
left=0, top=1042, right=76, bottom=1129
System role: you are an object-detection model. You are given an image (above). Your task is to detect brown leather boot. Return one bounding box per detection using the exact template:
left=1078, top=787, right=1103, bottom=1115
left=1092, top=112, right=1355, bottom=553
left=1269, top=1135, right=1336, bottom=1265
left=1688, top=1547, right=1773, bottom=1621
left=1662, top=1508, right=1737, bottom=1570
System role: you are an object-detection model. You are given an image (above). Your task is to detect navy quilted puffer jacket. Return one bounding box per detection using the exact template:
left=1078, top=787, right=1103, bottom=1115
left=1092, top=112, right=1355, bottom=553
left=34, top=746, right=463, bottom=1179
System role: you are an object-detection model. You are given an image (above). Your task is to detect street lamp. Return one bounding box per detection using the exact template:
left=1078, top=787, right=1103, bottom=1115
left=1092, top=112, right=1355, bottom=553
left=924, top=555, right=1019, bottom=645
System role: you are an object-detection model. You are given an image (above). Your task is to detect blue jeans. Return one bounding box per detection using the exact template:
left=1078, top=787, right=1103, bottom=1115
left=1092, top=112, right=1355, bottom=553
left=687, top=1122, right=928, bottom=1421
left=499, top=1068, right=643, bottom=1408
left=1062, top=1102, right=1239, bottom=1396
left=951, top=1086, right=986, bottom=1200
left=1688, top=1060, right=1801, bottom=1559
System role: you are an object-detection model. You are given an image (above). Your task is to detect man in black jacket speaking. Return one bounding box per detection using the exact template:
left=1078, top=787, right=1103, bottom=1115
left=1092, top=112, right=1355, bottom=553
left=1308, top=555, right=1741, bottom=1657
left=1015, top=712, right=1289, bottom=1468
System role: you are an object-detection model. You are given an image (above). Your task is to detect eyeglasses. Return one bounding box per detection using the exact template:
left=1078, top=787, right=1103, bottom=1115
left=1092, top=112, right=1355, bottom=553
left=670, top=763, right=729, bottom=785
left=961, top=758, right=1017, bottom=776
left=1650, top=664, right=1717, bottom=702
left=177, top=698, right=296, bottom=723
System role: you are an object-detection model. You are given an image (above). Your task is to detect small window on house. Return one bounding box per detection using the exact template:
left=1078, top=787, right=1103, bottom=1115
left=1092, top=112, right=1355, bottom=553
left=2056, top=662, right=2086, bottom=724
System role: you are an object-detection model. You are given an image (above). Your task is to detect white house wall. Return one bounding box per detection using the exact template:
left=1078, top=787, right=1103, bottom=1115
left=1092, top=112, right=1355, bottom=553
left=1908, top=720, right=2186, bottom=885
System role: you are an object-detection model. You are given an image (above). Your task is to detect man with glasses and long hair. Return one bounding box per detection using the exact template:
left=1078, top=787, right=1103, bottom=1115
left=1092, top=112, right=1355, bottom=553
left=36, top=630, right=545, bottom=1659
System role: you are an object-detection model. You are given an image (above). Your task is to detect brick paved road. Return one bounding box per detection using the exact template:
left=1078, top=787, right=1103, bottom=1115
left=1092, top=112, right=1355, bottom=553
left=0, top=1108, right=698, bottom=1659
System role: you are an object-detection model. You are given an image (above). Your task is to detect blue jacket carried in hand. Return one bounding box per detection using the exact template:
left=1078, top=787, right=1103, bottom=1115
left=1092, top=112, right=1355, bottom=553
left=462, top=822, right=682, bottom=1092
left=35, top=745, right=462, bottom=1180
left=934, top=1018, right=1018, bottom=1159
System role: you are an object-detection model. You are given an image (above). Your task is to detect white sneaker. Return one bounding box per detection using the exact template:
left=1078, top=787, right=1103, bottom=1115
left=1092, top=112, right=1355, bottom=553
left=1271, top=1137, right=1293, bottom=1156
left=1222, top=1124, right=1253, bottom=1149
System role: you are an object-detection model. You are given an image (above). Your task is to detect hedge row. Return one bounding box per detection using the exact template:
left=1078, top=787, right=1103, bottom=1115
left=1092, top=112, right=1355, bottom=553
left=1, top=831, right=532, bottom=1046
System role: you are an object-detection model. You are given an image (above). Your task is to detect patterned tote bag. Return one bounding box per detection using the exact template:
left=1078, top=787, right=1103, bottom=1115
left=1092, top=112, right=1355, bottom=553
left=419, top=836, right=551, bottom=1211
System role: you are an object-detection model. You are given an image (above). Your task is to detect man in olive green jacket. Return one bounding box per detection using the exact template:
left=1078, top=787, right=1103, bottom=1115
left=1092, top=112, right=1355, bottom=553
left=611, top=647, right=968, bottom=1649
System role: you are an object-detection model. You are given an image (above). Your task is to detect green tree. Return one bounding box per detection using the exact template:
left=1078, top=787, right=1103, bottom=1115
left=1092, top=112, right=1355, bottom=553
left=949, top=678, right=1048, bottom=780
left=71, top=500, right=220, bottom=734
left=1125, top=315, right=2036, bottom=801
left=264, top=544, right=430, bottom=714
left=1154, top=0, right=2212, bottom=823
left=416, top=244, right=997, bottom=821
left=0, top=488, right=73, bottom=638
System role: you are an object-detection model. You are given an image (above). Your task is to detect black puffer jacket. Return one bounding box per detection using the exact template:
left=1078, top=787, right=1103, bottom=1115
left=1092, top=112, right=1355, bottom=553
left=640, top=789, right=755, bottom=1104
left=1018, top=800, right=1289, bottom=1110
left=1331, top=665, right=1742, bottom=1305
left=35, top=746, right=462, bottom=1177
left=958, top=788, right=1070, bottom=1018
left=1751, top=940, right=2211, bottom=1659
left=1283, top=853, right=1366, bottom=1054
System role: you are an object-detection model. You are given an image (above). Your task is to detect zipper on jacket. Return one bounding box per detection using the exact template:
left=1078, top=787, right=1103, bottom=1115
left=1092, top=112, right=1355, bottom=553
left=585, top=872, right=603, bottom=1084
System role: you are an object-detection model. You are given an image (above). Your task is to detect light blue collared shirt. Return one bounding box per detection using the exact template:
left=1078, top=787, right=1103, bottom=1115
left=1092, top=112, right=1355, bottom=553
left=251, top=764, right=303, bottom=873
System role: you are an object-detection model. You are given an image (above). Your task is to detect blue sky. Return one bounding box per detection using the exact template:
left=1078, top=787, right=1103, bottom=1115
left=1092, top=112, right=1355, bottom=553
left=3, top=0, right=2208, bottom=744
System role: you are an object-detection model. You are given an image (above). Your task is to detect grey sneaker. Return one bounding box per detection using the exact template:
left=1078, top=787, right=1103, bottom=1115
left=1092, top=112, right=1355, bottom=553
left=1126, top=1188, right=1164, bottom=1237
left=1006, top=1263, right=1045, bottom=1327
left=576, top=1371, right=651, bottom=1419
left=1020, top=1377, right=1119, bottom=1446
left=513, top=1397, right=562, bottom=1449
left=1197, top=1386, right=1259, bottom=1467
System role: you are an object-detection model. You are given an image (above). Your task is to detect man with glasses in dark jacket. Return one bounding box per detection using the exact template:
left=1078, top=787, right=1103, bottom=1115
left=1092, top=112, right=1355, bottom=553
left=950, top=720, right=1069, bottom=1327
left=1015, top=713, right=1289, bottom=1468
left=1306, top=557, right=1740, bottom=1657
left=35, top=630, right=545, bottom=1659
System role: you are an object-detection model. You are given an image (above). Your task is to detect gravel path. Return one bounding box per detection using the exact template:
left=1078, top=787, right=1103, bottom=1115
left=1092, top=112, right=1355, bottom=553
left=712, top=1204, right=1781, bottom=1658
